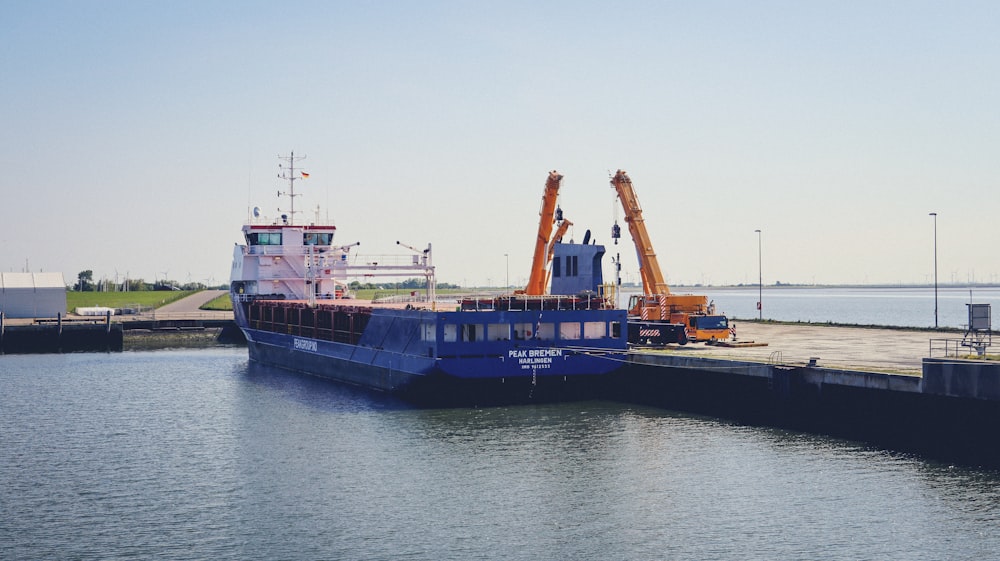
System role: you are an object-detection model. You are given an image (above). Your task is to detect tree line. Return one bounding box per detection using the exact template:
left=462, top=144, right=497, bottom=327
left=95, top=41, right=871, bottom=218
left=73, top=271, right=456, bottom=292
left=348, top=278, right=459, bottom=290
left=72, top=270, right=224, bottom=292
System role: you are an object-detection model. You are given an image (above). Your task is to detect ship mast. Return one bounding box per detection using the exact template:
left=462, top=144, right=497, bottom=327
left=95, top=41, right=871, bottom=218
left=277, top=151, right=307, bottom=225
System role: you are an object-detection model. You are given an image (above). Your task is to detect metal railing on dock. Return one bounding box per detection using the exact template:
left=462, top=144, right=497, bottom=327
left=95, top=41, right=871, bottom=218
left=929, top=337, right=994, bottom=359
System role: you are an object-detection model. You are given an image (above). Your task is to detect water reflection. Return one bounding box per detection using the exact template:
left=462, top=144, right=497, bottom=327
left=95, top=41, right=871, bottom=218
left=242, top=360, right=412, bottom=412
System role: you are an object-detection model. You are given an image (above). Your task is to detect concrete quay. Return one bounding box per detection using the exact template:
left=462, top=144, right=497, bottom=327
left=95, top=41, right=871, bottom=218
left=615, top=321, right=1000, bottom=467
left=671, top=321, right=938, bottom=374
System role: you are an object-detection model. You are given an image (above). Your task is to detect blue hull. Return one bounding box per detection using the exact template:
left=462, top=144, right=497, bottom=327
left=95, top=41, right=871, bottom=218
left=236, top=301, right=628, bottom=406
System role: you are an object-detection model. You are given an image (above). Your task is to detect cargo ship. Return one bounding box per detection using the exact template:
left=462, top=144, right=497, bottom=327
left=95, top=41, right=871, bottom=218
left=230, top=157, right=628, bottom=405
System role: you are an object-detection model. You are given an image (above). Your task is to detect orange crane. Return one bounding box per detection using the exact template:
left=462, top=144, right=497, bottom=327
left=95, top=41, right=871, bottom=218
left=610, top=169, right=730, bottom=342
left=523, top=170, right=564, bottom=295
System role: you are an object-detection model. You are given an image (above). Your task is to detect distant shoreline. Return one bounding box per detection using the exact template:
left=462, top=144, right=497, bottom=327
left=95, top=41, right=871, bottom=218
left=638, top=283, right=1000, bottom=290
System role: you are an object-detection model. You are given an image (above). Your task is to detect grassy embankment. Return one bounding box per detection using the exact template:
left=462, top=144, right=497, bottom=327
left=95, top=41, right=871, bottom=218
left=200, top=293, right=232, bottom=311
left=66, top=290, right=198, bottom=312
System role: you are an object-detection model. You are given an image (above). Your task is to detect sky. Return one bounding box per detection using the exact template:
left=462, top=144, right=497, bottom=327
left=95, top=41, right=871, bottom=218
left=2, top=1, right=998, bottom=288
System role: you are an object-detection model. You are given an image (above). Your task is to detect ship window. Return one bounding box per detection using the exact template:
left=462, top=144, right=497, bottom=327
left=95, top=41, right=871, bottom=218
left=535, top=322, right=555, bottom=341
left=443, top=324, right=457, bottom=342
left=248, top=232, right=282, bottom=246
left=304, top=232, right=333, bottom=245
left=552, top=257, right=561, bottom=278
left=462, top=324, right=482, bottom=342
left=583, top=321, right=606, bottom=339
left=421, top=323, right=436, bottom=342
left=513, top=322, right=534, bottom=340
left=487, top=323, right=510, bottom=341
left=569, top=255, right=578, bottom=276
left=559, top=322, right=581, bottom=340
left=610, top=321, right=622, bottom=339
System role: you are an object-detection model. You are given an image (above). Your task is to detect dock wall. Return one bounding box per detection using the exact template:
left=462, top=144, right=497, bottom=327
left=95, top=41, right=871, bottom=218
left=615, top=353, right=1000, bottom=466
left=1, top=316, right=124, bottom=353
left=0, top=314, right=244, bottom=354
left=923, top=357, right=1000, bottom=401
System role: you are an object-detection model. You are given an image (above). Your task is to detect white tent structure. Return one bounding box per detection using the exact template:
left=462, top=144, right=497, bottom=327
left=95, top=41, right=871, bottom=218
left=0, top=272, right=67, bottom=318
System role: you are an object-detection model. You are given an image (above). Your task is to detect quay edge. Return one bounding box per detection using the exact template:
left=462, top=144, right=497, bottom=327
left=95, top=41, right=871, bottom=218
left=612, top=352, right=1000, bottom=468
left=0, top=315, right=243, bottom=354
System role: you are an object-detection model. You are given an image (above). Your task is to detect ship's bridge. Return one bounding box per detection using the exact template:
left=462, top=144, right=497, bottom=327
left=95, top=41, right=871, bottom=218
left=242, top=224, right=337, bottom=254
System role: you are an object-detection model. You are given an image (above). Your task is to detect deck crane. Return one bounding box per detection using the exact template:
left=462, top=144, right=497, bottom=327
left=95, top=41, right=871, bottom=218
left=610, top=170, right=730, bottom=342
left=522, top=170, right=564, bottom=295
left=396, top=240, right=436, bottom=304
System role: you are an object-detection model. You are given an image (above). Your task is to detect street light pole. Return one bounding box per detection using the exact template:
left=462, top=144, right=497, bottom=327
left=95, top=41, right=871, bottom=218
left=504, top=253, right=509, bottom=294
left=929, top=212, right=938, bottom=328
left=755, top=229, right=762, bottom=320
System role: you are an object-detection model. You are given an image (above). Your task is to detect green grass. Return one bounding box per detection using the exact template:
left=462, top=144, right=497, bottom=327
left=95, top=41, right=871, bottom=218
left=200, top=293, right=233, bottom=311
left=962, top=353, right=1000, bottom=362
left=67, top=290, right=198, bottom=311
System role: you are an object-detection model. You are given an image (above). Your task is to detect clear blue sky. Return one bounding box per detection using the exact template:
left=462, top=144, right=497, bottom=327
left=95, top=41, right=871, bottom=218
left=2, top=1, right=998, bottom=288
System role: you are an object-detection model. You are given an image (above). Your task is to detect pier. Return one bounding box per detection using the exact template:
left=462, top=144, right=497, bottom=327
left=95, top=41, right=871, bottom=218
left=613, top=322, right=1000, bottom=466
left=0, top=311, right=242, bottom=354
left=1, top=313, right=123, bottom=353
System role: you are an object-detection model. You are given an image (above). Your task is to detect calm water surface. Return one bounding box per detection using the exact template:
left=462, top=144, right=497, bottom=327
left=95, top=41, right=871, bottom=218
left=3, top=348, right=1000, bottom=560
left=639, top=286, right=1000, bottom=329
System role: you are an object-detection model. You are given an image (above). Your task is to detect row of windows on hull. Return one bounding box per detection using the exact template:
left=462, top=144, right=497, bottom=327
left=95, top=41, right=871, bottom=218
left=425, top=320, right=622, bottom=343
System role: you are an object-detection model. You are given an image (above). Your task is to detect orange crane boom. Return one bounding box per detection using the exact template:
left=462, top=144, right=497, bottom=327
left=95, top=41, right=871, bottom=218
left=610, top=170, right=670, bottom=296
left=524, top=170, right=563, bottom=295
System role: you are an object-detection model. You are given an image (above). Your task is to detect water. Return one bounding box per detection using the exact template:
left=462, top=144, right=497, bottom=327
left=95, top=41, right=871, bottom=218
left=3, top=348, right=1000, bottom=560
left=623, top=285, right=1000, bottom=329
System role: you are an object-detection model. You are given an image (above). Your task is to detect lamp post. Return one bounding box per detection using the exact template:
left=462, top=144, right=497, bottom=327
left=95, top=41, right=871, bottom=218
left=504, top=253, right=509, bottom=294
left=755, top=229, right=762, bottom=320
left=929, top=212, right=938, bottom=328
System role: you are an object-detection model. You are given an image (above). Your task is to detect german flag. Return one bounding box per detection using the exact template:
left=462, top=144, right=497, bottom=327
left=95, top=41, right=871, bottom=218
left=301, top=172, right=310, bottom=178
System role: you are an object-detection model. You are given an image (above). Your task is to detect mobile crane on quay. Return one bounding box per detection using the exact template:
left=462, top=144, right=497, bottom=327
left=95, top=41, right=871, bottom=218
left=610, top=169, right=730, bottom=343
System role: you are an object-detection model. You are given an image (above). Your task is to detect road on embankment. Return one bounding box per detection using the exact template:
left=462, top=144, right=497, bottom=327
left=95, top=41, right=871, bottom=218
left=155, top=289, right=228, bottom=314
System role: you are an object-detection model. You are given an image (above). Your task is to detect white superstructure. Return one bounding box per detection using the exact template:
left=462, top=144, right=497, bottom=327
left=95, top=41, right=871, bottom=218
left=231, top=154, right=435, bottom=305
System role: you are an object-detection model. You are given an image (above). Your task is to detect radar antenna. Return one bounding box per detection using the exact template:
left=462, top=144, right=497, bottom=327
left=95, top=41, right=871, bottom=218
left=277, top=151, right=308, bottom=225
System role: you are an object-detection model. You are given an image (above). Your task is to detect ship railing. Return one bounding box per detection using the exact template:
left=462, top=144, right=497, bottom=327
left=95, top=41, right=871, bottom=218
left=245, top=244, right=430, bottom=269
left=372, top=291, right=430, bottom=304
left=246, top=245, right=292, bottom=256
left=372, top=293, right=461, bottom=309
left=460, top=293, right=610, bottom=312
left=133, top=311, right=234, bottom=321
